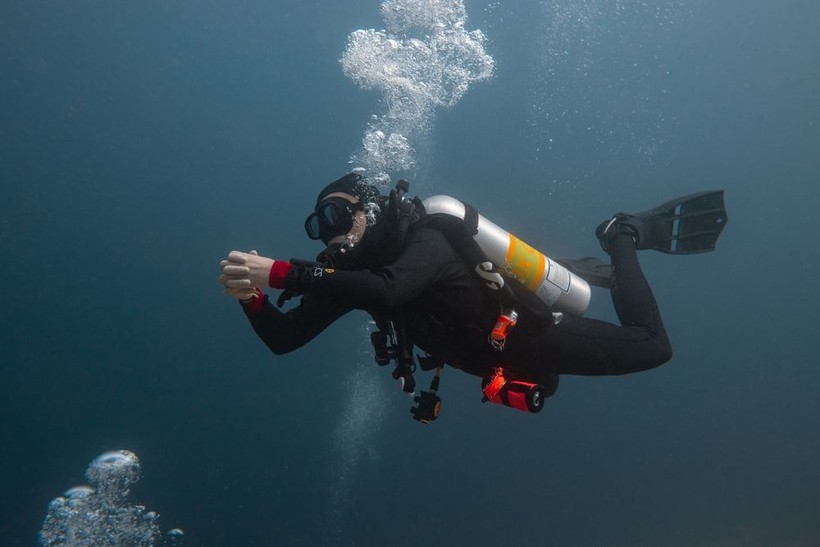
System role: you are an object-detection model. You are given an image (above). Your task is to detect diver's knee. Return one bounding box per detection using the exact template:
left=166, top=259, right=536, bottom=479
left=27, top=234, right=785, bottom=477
left=631, top=340, right=672, bottom=374
left=656, top=339, right=672, bottom=364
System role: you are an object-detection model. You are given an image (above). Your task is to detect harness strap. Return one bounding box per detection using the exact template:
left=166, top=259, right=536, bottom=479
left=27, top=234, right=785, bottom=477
left=462, top=202, right=480, bottom=235
left=391, top=312, right=416, bottom=394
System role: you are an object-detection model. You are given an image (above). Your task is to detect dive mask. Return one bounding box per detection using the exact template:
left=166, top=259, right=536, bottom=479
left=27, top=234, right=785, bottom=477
left=304, top=197, right=362, bottom=242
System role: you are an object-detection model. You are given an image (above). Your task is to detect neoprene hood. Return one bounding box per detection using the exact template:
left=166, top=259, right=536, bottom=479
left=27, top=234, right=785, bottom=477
left=316, top=173, right=381, bottom=206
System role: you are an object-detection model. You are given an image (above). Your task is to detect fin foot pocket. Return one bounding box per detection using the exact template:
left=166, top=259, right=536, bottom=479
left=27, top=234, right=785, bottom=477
left=597, top=190, right=728, bottom=255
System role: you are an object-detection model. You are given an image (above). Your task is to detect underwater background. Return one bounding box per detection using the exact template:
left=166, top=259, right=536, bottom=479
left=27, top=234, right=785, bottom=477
left=2, top=0, right=819, bottom=545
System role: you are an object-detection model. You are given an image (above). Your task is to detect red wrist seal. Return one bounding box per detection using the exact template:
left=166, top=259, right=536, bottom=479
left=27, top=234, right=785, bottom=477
left=241, top=288, right=265, bottom=313
left=268, top=260, right=292, bottom=289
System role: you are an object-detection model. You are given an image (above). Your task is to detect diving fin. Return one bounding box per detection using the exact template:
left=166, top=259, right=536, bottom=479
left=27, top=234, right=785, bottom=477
left=597, top=190, right=728, bottom=254
left=557, top=257, right=612, bottom=289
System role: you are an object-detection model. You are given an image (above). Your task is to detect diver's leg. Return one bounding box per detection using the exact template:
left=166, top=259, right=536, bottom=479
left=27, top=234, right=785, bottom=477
left=547, top=233, right=672, bottom=376
left=609, top=233, right=667, bottom=333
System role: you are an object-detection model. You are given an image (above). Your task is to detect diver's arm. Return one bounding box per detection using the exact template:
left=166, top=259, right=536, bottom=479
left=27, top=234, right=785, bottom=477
left=285, top=228, right=457, bottom=309
left=240, top=291, right=352, bottom=355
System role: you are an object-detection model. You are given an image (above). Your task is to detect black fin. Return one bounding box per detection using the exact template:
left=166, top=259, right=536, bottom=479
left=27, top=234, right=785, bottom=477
left=598, top=190, right=728, bottom=254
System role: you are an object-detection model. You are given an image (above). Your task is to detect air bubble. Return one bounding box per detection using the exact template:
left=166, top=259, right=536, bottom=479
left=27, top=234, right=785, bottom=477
left=39, top=450, right=179, bottom=546
left=341, top=0, right=494, bottom=185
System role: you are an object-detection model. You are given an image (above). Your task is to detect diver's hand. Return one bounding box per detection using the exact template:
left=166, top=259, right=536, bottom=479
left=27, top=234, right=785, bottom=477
left=219, top=250, right=292, bottom=291
left=219, top=249, right=272, bottom=290
left=223, top=285, right=259, bottom=302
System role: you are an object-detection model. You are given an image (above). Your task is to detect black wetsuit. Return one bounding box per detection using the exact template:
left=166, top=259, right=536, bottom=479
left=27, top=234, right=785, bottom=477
left=242, top=226, right=672, bottom=397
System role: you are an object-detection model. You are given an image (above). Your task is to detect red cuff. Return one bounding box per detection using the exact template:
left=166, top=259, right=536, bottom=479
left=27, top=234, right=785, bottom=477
left=268, top=260, right=292, bottom=289
left=241, top=288, right=265, bottom=313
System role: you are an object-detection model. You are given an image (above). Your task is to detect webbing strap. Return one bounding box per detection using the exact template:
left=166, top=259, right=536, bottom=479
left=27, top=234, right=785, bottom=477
left=462, top=202, right=480, bottom=235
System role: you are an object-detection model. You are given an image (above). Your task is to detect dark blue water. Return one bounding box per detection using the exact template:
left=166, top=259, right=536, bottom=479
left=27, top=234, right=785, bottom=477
left=2, top=1, right=819, bottom=545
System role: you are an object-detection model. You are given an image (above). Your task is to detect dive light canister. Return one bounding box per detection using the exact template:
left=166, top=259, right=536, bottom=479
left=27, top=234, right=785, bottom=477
left=421, top=195, right=591, bottom=316
left=482, top=367, right=545, bottom=413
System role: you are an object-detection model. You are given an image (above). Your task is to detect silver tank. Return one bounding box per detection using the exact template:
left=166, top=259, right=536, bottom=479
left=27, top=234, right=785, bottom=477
left=422, top=195, right=591, bottom=316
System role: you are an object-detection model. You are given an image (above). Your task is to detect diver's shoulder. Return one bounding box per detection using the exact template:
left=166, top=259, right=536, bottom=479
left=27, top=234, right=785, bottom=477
left=407, top=224, right=451, bottom=245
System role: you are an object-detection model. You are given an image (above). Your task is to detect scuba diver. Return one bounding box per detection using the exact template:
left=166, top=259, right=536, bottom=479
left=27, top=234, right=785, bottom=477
left=218, top=172, right=727, bottom=422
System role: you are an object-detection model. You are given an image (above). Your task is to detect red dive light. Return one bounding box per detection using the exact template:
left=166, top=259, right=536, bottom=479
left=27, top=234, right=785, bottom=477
left=482, top=367, right=546, bottom=413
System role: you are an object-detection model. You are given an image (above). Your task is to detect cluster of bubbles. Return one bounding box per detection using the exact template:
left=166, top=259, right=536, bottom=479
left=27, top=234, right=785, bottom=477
left=39, top=450, right=183, bottom=547
left=341, top=0, right=495, bottom=185
left=321, top=321, right=389, bottom=544
left=528, top=0, right=697, bottom=160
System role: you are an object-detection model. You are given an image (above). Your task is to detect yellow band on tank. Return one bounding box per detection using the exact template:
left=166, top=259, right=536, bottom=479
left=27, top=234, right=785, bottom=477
left=505, top=234, right=546, bottom=291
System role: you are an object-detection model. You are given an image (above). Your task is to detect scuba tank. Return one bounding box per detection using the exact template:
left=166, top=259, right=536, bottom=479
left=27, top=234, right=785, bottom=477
left=421, top=195, right=591, bottom=316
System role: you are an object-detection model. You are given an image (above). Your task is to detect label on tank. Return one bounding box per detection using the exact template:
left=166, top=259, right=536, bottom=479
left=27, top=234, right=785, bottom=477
left=546, top=258, right=570, bottom=292
left=505, top=234, right=546, bottom=291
